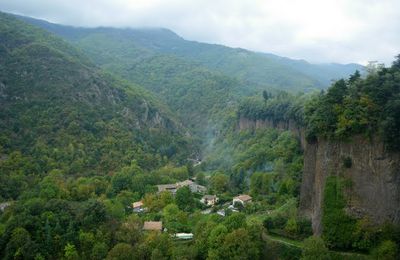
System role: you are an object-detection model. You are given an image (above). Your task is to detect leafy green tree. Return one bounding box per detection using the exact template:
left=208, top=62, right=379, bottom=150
left=171, top=244, right=197, bottom=260
left=64, top=243, right=79, bottom=260
left=5, top=227, right=35, bottom=260
left=210, top=174, right=228, bottom=193
left=79, top=231, right=95, bottom=258
left=159, top=191, right=174, bottom=206
left=103, top=199, right=125, bottom=220
left=221, top=228, right=259, bottom=260
left=81, top=200, right=107, bottom=229
left=111, top=171, right=133, bottom=194
left=44, top=218, right=52, bottom=254
left=91, top=242, right=108, bottom=260
left=135, top=233, right=173, bottom=259
left=223, top=212, right=247, bottom=232
left=371, top=240, right=398, bottom=260
left=196, top=172, right=206, bottom=186
left=348, top=70, right=361, bottom=84
left=284, top=217, right=298, bottom=236
left=301, top=236, right=330, bottom=260
left=194, top=219, right=217, bottom=258
left=106, top=243, right=135, bottom=260
left=175, top=186, right=194, bottom=211
left=263, top=90, right=270, bottom=102
left=207, top=224, right=228, bottom=259
left=392, top=54, right=400, bottom=69
left=115, top=215, right=143, bottom=245
left=246, top=221, right=265, bottom=257
left=163, top=204, right=189, bottom=233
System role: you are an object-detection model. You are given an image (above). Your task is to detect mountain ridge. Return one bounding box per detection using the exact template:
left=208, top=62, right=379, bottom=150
left=13, top=13, right=363, bottom=91
left=0, top=11, right=191, bottom=181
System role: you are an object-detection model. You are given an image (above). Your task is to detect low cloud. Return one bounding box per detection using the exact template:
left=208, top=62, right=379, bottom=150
left=1, top=0, right=399, bottom=64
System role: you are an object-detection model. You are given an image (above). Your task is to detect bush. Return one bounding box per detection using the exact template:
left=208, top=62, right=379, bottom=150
left=297, top=218, right=313, bottom=238
left=371, top=240, right=398, bottom=260
left=322, top=176, right=356, bottom=249
left=263, top=215, right=288, bottom=231
left=301, top=236, right=330, bottom=260
left=284, top=217, right=298, bottom=236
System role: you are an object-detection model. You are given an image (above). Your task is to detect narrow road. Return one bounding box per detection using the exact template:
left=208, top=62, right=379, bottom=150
left=262, top=232, right=302, bottom=248
left=262, top=232, right=369, bottom=259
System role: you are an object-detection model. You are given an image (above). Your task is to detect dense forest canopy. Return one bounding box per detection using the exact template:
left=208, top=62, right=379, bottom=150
left=238, top=57, right=400, bottom=151
left=0, top=10, right=399, bottom=260
left=237, top=91, right=307, bottom=125
left=15, top=14, right=362, bottom=142
left=305, top=57, right=400, bottom=150
left=0, top=12, right=191, bottom=200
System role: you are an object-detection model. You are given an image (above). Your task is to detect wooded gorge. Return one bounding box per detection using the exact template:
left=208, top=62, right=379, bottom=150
left=0, top=10, right=399, bottom=260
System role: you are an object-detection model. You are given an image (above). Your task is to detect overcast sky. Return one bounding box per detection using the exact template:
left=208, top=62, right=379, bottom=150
left=1, top=0, right=399, bottom=65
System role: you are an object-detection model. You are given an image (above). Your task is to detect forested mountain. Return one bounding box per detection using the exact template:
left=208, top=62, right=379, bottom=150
left=19, top=15, right=362, bottom=91
left=260, top=53, right=364, bottom=86
left=234, top=60, right=400, bottom=256
left=2, top=9, right=399, bottom=260
left=19, top=14, right=362, bottom=91
left=0, top=12, right=191, bottom=198
left=14, top=14, right=362, bottom=138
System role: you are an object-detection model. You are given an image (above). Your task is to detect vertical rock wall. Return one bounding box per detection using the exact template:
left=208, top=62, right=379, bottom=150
left=299, top=136, right=400, bottom=235
left=238, top=116, right=400, bottom=235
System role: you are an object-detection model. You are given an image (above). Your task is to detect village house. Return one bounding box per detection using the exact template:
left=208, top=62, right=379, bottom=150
left=200, top=195, right=219, bottom=206
left=132, top=200, right=144, bottom=213
left=233, top=194, right=252, bottom=205
left=143, top=221, right=163, bottom=232
left=157, top=180, right=207, bottom=195
left=157, top=184, right=178, bottom=195
left=190, top=183, right=207, bottom=193
left=175, top=179, right=193, bottom=188
left=176, top=179, right=207, bottom=193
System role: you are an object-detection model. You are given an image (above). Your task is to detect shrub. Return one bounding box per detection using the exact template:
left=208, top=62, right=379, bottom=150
left=371, top=240, right=398, bottom=260
left=322, top=176, right=356, bottom=249
left=301, top=236, right=330, bottom=260
left=297, top=218, right=313, bottom=238
left=284, top=217, right=298, bottom=236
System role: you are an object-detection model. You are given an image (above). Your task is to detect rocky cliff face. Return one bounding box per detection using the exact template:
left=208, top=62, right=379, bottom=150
left=239, top=116, right=400, bottom=235
left=299, top=136, right=400, bottom=235
left=238, top=116, right=306, bottom=148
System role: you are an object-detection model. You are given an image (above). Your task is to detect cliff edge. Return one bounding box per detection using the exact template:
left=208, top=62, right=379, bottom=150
left=299, top=136, right=400, bottom=235
left=238, top=116, right=400, bottom=235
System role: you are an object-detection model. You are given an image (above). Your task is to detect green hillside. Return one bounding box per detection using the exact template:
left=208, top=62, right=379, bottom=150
left=0, top=10, right=398, bottom=260
left=18, top=15, right=362, bottom=92
left=0, top=12, right=192, bottom=199
left=14, top=15, right=362, bottom=138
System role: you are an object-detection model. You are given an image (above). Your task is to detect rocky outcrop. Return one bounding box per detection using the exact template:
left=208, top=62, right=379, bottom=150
left=238, top=116, right=400, bottom=235
left=238, top=116, right=306, bottom=148
left=299, top=136, right=400, bottom=235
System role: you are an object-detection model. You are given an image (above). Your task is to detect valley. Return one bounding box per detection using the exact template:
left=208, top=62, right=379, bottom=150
left=0, top=10, right=399, bottom=260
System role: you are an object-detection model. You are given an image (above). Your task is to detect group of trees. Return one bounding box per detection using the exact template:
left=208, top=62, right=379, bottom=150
left=305, top=56, right=400, bottom=150
left=203, top=127, right=303, bottom=201
left=239, top=55, right=400, bottom=152
left=0, top=158, right=200, bottom=259
left=194, top=213, right=265, bottom=259
left=321, top=176, right=400, bottom=254
left=2, top=11, right=400, bottom=259
left=238, top=91, right=307, bottom=125
left=0, top=12, right=192, bottom=202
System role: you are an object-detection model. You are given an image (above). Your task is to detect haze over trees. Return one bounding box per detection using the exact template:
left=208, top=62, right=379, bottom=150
left=0, top=10, right=399, bottom=260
